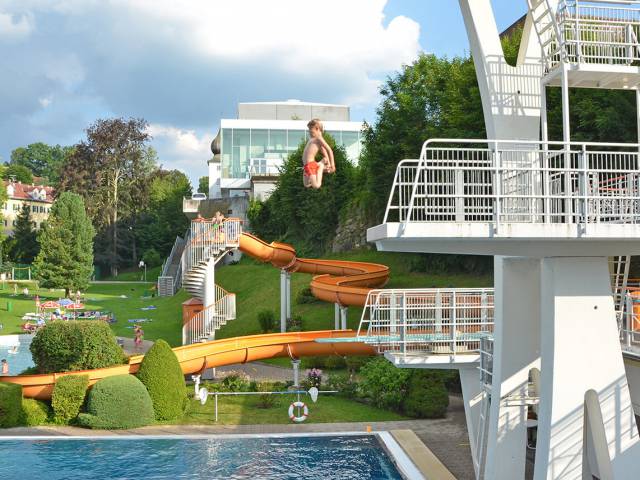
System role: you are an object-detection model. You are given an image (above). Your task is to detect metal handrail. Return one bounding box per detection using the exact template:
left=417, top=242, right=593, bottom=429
left=384, top=139, right=640, bottom=231
left=356, top=288, right=495, bottom=357
left=182, top=284, right=237, bottom=344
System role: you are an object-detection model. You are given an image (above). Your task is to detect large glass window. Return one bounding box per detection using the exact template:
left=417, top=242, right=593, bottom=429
left=221, top=129, right=232, bottom=177
left=250, top=129, right=268, bottom=159
left=325, top=130, right=342, bottom=146
left=342, top=131, right=360, bottom=162
left=268, top=129, right=287, bottom=154
left=232, top=129, right=250, bottom=178
left=287, top=130, right=306, bottom=151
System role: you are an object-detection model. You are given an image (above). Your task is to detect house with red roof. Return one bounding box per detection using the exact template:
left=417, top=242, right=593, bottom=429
left=2, top=180, right=55, bottom=236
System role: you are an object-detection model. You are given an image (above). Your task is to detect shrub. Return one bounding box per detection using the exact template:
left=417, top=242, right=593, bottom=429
left=326, top=372, right=357, bottom=398
left=142, top=248, right=162, bottom=268
left=295, top=287, right=318, bottom=304
left=77, top=375, right=154, bottom=429
left=51, top=375, right=89, bottom=424
left=136, top=339, right=187, bottom=421
left=257, top=309, right=276, bottom=333
left=256, top=382, right=276, bottom=409
left=220, top=372, right=250, bottom=392
left=358, top=357, right=411, bottom=411
left=345, top=356, right=372, bottom=374
left=22, top=399, right=51, bottom=426
left=402, top=371, right=449, bottom=419
left=30, top=321, right=125, bottom=373
left=324, top=355, right=347, bottom=370
left=0, top=383, right=23, bottom=428
left=287, top=314, right=303, bottom=332
left=306, top=368, right=322, bottom=388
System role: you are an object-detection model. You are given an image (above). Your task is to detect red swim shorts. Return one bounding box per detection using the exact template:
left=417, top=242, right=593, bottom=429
left=303, top=161, right=319, bottom=177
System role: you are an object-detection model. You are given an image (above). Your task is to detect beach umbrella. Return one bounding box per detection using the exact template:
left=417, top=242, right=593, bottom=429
left=58, top=298, right=74, bottom=306
left=67, top=303, right=84, bottom=319
left=41, top=300, right=60, bottom=309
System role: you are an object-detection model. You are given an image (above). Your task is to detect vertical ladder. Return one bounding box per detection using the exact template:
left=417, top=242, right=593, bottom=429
left=610, top=255, right=631, bottom=328
left=527, top=0, right=564, bottom=71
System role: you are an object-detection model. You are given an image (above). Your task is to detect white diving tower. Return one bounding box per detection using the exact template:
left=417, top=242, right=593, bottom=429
left=365, top=1, right=640, bottom=479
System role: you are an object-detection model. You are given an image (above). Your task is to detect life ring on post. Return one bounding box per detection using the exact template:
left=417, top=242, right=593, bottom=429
left=288, top=401, right=309, bottom=423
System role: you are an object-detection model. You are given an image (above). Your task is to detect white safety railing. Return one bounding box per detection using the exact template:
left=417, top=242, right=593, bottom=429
left=182, top=285, right=237, bottom=344
left=356, top=288, right=494, bottom=357
left=540, top=0, right=640, bottom=70
left=384, top=139, right=640, bottom=230
left=181, top=218, right=242, bottom=283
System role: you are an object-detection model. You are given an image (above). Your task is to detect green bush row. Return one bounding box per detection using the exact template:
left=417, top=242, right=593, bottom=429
left=52, top=374, right=89, bottom=424
left=0, top=383, right=53, bottom=427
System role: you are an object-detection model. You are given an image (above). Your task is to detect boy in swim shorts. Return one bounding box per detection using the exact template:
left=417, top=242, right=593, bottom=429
left=302, top=118, right=335, bottom=189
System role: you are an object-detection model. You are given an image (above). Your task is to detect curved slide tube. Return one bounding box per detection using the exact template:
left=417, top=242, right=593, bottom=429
left=0, top=330, right=374, bottom=400
left=238, top=232, right=389, bottom=307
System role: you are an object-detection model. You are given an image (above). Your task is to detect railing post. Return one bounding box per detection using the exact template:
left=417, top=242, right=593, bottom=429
left=455, top=169, right=465, bottom=222
left=493, top=142, right=501, bottom=233
left=452, top=291, right=457, bottom=356
left=579, top=144, right=588, bottom=230
left=435, top=290, right=443, bottom=333
left=575, top=0, right=582, bottom=63
left=400, top=292, right=406, bottom=358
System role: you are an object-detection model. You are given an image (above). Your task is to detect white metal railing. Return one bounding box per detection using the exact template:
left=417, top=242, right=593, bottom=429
left=182, top=284, right=237, bottom=344
left=543, top=0, right=640, bottom=70
left=356, top=288, right=494, bottom=357
left=183, top=198, right=202, bottom=212
left=248, top=157, right=283, bottom=177
left=384, top=139, right=640, bottom=230
left=181, top=218, right=242, bottom=284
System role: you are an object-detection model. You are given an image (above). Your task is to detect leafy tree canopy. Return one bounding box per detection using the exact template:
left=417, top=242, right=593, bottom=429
left=8, top=204, right=39, bottom=264
left=198, top=176, right=209, bottom=195
left=10, top=143, right=72, bottom=184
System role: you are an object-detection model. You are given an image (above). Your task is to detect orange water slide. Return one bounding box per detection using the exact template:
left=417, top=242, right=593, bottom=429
left=1, top=330, right=373, bottom=400
left=238, top=232, right=389, bottom=307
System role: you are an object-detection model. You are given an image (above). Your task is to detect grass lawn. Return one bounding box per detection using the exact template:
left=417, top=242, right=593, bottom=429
left=0, top=281, right=187, bottom=347
left=176, top=392, right=407, bottom=425
left=102, top=265, right=162, bottom=282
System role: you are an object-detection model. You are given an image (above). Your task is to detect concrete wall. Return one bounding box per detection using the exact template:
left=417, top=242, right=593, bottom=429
left=238, top=102, right=349, bottom=121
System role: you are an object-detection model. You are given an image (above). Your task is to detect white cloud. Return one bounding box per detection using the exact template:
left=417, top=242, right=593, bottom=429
left=0, top=11, right=34, bottom=40
left=0, top=0, right=422, bottom=184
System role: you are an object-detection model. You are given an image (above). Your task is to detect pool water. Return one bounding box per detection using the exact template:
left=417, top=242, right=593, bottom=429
left=0, top=334, right=34, bottom=375
left=0, top=435, right=404, bottom=480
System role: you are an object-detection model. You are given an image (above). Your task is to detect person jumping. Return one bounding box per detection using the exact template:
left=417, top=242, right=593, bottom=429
left=302, top=118, right=335, bottom=189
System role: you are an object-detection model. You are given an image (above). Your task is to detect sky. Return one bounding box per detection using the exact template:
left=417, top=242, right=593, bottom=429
left=0, top=0, right=526, bottom=186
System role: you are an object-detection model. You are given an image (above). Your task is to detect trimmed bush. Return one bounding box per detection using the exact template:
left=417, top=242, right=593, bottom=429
left=286, top=314, right=303, bottom=332
left=136, top=339, right=187, bottom=421
left=30, top=321, right=125, bottom=373
left=257, top=309, right=276, bottom=333
left=52, top=375, right=89, bottom=424
left=326, top=372, right=357, bottom=398
left=402, top=371, right=449, bottom=419
left=78, top=375, right=154, bottom=429
left=295, top=287, right=318, bottom=304
left=22, top=399, right=51, bottom=426
left=358, top=357, right=411, bottom=411
left=0, top=383, right=23, bottom=428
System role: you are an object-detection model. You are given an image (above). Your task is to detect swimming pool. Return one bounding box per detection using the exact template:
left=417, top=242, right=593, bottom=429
left=0, top=434, right=412, bottom=479
left=0, top=334, right=34, bottom=375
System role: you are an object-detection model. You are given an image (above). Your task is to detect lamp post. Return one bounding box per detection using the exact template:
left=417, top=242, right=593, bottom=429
left=138, top=260, right=146, bottom=282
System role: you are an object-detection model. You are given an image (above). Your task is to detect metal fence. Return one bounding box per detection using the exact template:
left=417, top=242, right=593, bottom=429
left=552, top=0, right=640, bottom=68
left=356, top=288, right=495, bottom=357
left=183, top=284, right=237, bottom=344
left=181, top=218, right=242, bottom=284
left=384, top=139, right=640, bottom=230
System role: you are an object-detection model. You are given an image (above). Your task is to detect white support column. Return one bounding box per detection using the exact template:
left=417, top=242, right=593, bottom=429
left=636, top=89, right=640, bottom=149
left=561, top=67, right=571, bottom=145
left=280, top=269, right=287, bottom=333
left=203, top=258, right=215, bottom=309
left=334, top=303, right=340, bottom=330
left=460, top=366, right=484, bottom=479
left=534, top=257, right=640, bottom=480
left=286, top=271, right=292, bottom=321
left=340, top=306, right=348, bottom=330
left=484, top=256, right=541, bottom=480
left=292, top=359, right=300, bottom=387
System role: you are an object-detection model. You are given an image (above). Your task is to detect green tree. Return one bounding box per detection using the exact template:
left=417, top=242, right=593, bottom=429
left=8, top=204, right=39, bottom=263
left=33, top=192, right=95, bottom=296
left=3, top=164, right=33, bottom=184
left=10, top=143, right=72, bottom=183
left=198, top=176, right=209, bottom=195
left=59, top=118, right=151, bottom=276
left=248, top=135, right=355, bottom=255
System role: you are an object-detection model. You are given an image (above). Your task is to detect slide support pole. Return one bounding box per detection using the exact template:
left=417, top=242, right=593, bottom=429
left=280, top=269, right=287, bottom=333
left=292, top=359, right=301, bottom=387
left=340, top=306, right=348, bottom=330
left=334, top=303, right=340, bottom=330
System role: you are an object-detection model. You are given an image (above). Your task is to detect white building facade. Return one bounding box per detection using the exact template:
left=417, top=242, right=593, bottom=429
left=208, top=100, right=364, bottom=200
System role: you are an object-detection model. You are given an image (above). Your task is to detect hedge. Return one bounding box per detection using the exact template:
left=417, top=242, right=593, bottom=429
left=0, top=383, right=23, bottom=428
left=78, top=375, right=154, bottom=429
left=30, top=321, right=125, bottom=373
left=52, top=375, right=89, bottom=424
left=402, top=370, right=449, bottom=419
left=357, top=357, right=411, bottom=411
left=22, top=399, right=51, bottom=426
left=136, top=339, right=187, bottom=421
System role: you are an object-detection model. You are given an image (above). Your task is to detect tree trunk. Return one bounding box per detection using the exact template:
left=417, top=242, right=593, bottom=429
left=111, top=169, right=120, bottom=277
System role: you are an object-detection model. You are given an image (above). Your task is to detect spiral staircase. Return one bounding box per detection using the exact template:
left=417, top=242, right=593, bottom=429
left=180, top=219, right=242, bottom=344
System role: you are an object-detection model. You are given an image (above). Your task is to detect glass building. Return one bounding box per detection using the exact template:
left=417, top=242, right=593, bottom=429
left=220, top=120, right=363, bottom=180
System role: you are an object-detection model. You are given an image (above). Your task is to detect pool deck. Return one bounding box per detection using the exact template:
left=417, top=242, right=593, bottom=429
left=0, top=397, right=473, bottom=480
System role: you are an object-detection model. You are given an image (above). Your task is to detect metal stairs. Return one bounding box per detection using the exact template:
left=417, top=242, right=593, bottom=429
left=527, top=0, right=564, bottom=72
